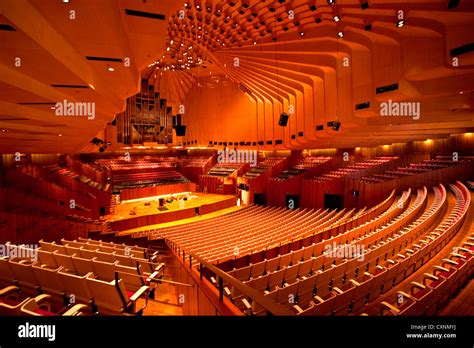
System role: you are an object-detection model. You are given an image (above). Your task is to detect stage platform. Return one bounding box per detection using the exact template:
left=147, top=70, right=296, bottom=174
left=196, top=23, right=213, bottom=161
left=105, top=193, right=238, bottom=233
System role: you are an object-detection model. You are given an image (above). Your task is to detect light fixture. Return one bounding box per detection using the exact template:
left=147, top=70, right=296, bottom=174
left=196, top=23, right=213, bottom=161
left=328, top=0, right=335, bottom=4
left=337, top=31, right=344, bottom=38
left=107, top=66, right=114, bottom=72
left=333, top=15, right=340, bottom=22
left=88, top=83, right=95, bottom=90
left=62, top=0, right=70, bottom=3
left=397, top=20, right=404, bottom=27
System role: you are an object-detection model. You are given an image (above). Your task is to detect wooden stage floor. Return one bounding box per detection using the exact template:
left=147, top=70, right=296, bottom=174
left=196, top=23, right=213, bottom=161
left=105, top=192, right=242, bottom=235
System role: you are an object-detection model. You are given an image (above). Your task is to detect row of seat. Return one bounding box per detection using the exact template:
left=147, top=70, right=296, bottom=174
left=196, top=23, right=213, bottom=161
left=229, top=188, right=424, bottom=311
left=225, top=189, right=410, bottom=277
left=162, top=204, right=358, bottom=264
left=225, top=183, right=459, bottom=315
left=0, top=255, right=149, bottom=316
left=0, top=286, right=87, bottom=316
left=0, top=238, right=166, bottom=316
left=372, top=182, right=472, bottom=315
left=285, top=182, right=468, bottom=316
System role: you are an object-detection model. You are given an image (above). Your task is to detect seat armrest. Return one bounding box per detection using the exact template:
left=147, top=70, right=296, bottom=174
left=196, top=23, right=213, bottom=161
left=380, top=301, right=400, bottom=315
left=410, top=281, right=426, bottom=294
left=397, top=290, right=412, bottom=300
left=63, top=304, right=88, bottom=316
left=293, top=304, right=304, bottom=314
left=34, top=294, right=52, bottom=311
left=129, top=285, right=149, bottom=302
left=241, top=298, right=251, bottom=311
left=350, top=279, right=361, bottom=287
left=146, top=270, right=161, bottom=283
left=423, top=273, right=439, bottom=283
left=0, top=285, right=19, bottom=297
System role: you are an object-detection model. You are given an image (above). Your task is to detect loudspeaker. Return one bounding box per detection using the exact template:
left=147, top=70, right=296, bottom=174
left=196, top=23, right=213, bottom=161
left=175, top=125, right=186, bottom=136
left=254, top=193, right=266, bottom=206
left=278, top=112, right=289, bottom=126
left=448, top=0, right=460, bottom=9
left=159, top=198, right=165, bottom=207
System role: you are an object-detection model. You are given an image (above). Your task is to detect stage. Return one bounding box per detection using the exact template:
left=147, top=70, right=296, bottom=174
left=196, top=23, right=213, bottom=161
left=104, top=193, right=239, bottom=233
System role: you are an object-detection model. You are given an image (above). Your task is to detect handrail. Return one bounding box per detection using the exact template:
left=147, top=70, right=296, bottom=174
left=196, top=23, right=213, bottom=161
left=115, top=270, right=193, bottom=287
left=168, top=241, right=294, bottom=315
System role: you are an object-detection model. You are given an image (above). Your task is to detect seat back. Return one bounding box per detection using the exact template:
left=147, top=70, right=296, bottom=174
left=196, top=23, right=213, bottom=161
left=53, top=252, right=77, bottom=274
left=79, top=248, right=97, bottom=260
left=95, top=251, right=115, bottom=263
left=92, top=259, right=117, bottom=281
left=86, top=277, right=128, bottom=315
left=0, top=257, right=15, bottom=285
left=38, top=250, right=58, bottom=269
left=31, top=264, right=64, bottom=297
left=58, top=271, right=93, bottom=304
left=72, top=256, right=93, bottom=276
left=8, top=260, right=39, bottom=294
left=115, top=264, right=144, bottom=292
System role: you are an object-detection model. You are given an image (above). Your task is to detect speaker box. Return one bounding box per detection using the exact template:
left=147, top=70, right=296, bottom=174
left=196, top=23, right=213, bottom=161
left=175, top=125, right=186, bottom=136
left=254, top=193, right=266, bottom=206
left=278, top=113, right=289, bottom=126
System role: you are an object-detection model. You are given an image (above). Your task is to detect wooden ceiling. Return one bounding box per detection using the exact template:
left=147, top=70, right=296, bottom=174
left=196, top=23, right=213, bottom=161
left=0, top=0, right=473, bottom=153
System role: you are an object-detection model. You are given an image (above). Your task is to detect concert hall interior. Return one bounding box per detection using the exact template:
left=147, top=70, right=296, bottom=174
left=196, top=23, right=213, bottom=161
left=0, top=0, right=473, bottom=318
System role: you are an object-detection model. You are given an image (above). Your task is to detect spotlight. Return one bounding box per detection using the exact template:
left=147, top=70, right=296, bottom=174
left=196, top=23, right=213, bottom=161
left=337, top=31, right=344, bottom=38
left=333, top=15, right=340, bottom=22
